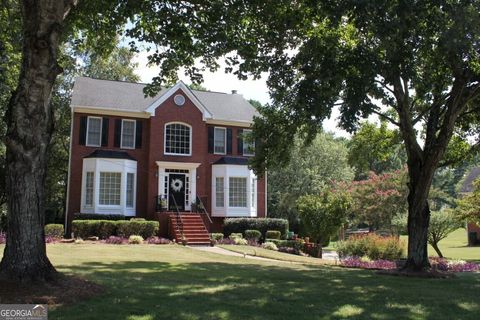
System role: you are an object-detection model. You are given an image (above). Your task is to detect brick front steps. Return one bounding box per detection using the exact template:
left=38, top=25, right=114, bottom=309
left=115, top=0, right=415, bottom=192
left=169, top=213, right=211, bottom=245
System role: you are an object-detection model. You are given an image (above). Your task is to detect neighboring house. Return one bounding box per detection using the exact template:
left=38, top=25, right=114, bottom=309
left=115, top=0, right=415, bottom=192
left=459, top=167, right=480, bottom=245
left=66, top=77, right=267, bottom=241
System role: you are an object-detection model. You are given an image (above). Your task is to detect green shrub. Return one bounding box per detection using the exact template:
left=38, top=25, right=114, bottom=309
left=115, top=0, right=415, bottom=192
left=261, top=241, right=278, bottom=251
left=266, top=230, right=281, bottom=240
left=244, top=230, right=261, bottom=241
left=117, top=220, right=159, bottom=238
left=45, top=224, right=64, bottom=238
left=210, top=233, right=224, bottom=241
left=74, top=213, right=125, bottom=221
left=130, top=218, right=146, bottom=221
left=336, top=234, right=405, bottom=260
left=72, top=220, right=97, bottom=238
left=234, top=237, right=248, bottom=245
left=128, top=235, right=144, bottom=244
left=229, top=233, right=243, bottom=240
left=72, top=219, right=159, bottom=239
left=223, top=218, right=288, bottom=239
left=266, top=239, right=305, bottom=251
left=96, top=221, right=118, bottom=239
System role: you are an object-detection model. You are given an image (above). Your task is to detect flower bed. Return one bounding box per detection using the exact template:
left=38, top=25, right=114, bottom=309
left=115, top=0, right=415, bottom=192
left=340, top=256, right=480, bottom=272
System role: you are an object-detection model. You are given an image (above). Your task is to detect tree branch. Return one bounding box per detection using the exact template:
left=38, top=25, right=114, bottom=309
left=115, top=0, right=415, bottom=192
left=370, top=109, right=400, bottom=126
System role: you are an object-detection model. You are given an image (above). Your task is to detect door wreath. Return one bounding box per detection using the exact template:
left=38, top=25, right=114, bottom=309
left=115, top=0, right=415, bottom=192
left=171, top=178, right=183, bottom=192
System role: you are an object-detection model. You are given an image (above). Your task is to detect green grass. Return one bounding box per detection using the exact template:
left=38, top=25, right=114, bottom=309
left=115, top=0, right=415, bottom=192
left=1, top=243, right=479, bottom=319
left=217, top=244, right=335, bottom=265
left=400, top=228, right=480, bottom=262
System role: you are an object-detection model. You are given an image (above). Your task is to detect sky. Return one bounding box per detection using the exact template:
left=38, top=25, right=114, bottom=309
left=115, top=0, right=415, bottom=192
left=132, top=51, right=350, bottom=138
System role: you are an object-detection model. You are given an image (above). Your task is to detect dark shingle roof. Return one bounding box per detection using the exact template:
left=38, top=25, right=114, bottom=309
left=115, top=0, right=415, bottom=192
left=213, top=156, right=250, bottom=165
left=460, top=167, right=480, bottom=193
left=84, top=150, right=136, bottom=161
left=71, top=77, right=258, bottom=123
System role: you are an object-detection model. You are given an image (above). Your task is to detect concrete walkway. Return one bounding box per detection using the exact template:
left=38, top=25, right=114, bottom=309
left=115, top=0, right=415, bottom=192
left=190, top=245, right=339, bottom=263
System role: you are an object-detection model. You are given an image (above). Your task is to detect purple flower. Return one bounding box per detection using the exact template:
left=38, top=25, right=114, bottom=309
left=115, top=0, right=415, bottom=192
left=146, top=236, right=171, bottom=244
left=340, top=257, right=396, bottom=270
left=0, top=232, right=6, bottom=244
left=104, top=236, right=127, bottom=244
left=45, top=236, right=57, bottom=244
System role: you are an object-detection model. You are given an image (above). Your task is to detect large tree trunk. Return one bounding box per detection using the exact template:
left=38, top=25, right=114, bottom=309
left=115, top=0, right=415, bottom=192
left=0, top=0, right=71, bottom=281
left=403, top=154, right=438, bottom=271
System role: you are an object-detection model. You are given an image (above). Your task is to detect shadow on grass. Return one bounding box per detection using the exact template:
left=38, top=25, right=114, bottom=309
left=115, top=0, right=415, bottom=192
left=51, top=260, right=480, bottom=320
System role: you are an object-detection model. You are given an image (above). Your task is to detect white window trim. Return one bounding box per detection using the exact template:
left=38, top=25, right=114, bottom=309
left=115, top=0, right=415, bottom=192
left=164, top=121, right=192, bottom=156
left=228, top=176, right=248, bottom=208
left=126, top=172, right=136, bottom=208
left=120, top=119, right=136, bottom=149
left=242, top=129, right=255, bottom=156
left=99, top=172, right=122, bottom=206
left=86, top=116, right=102, bottom=147
left=214, top=127, right=227, bottom=155
left=84, top=172, right=94, bottom=207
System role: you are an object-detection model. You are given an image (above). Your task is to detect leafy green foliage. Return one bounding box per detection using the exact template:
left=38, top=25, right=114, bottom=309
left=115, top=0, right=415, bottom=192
left=223, top=218, right=289, bottom=238
left=72, top=220, right=159, bottom=239
left=44, top=224, right=64, bottom=238
left=244, top=230, right=261, bottom=241
left=337, top=170, right=408, bottom=232
left=268, top=133, right=353, bottom=232
left=265, top=230, right=281, bottom=240
left=457, top=179, right=480, bottom=226
left=428, top=209, right=463, bottom=258
left=296, top=190, right=351, bottom=244
left=336, top=234, right=405, bottom=260
left=348, top=122, right=405, bottom=179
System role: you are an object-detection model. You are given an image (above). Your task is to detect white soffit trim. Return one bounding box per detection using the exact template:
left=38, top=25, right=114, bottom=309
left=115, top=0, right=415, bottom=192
left=156, top=161, right=201, bottom=170
left=145, top=81, right=213, bottom=120
left=205, top=119, right=253, bottom=127
left=73, top=106, right=151, bottom=119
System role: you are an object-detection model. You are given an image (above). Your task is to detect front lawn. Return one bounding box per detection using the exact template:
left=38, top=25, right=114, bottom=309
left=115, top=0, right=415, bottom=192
left=1, top=243, right=479, bottom=319
left=401, top=228, right=480, bottom=262
left=217, top=244, right=336, bottom=265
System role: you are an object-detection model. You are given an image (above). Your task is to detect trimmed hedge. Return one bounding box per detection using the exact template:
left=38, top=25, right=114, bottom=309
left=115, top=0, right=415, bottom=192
left=244, top=230, right=261, bottom=241
left=266, top=239, right=305, bottom=251
left=45, top=224, right=64, bottom=238
left=266, top=230, right=281, bottom=240
left=72, top=220, right=159, bottom=239
left=210, top=233, right=224, bottom=241
left=117, top=220, right=159, bottom=239
left=223, top=218, right=288, bottom=239
left=336, top=234, right=405, bottom=260
left=73, top=213, right=126, bottom=221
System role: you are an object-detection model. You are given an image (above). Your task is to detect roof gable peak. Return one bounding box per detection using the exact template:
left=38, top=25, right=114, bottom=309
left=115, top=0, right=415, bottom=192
left=145, top=81, right=213, bottom=120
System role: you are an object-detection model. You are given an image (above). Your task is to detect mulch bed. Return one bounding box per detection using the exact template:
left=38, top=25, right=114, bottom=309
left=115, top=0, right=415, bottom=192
left=0, top=274, right=105, bottom=305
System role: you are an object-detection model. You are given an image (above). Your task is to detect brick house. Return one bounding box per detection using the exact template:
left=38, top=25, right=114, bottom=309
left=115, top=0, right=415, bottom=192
left=66, top=77, right=267, bottom=243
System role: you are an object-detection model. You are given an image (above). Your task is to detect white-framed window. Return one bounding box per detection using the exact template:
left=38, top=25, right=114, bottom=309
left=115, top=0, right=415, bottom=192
left=251, top=178, right=257, bottom=209
left=164, top=122, right=191, bottom=156
left=229, top=177, right=247, bottom=208
left=214, top=127, right=226, bottom=154
left=86, top=116, right=102, bottom=147
left=85, top=172, right=94, bottom=206
left=99, top=172, right=121, bottom=205
left=243, top=129, right=255, bottom=156
left=126, top=172, right=135, bottom=208
left=121, top=119, right=136, bottom=149
left=213, top=127, right=227, bottom=154
left=216, top=177, right=225, bottom=207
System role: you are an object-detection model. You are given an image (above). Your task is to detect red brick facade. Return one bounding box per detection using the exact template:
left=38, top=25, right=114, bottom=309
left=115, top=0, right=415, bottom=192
left=67, top=87, right=266, bottom=236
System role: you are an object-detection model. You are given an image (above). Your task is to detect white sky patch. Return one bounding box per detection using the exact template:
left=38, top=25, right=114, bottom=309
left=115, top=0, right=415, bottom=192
left=133, top=51, right=350, bottom=137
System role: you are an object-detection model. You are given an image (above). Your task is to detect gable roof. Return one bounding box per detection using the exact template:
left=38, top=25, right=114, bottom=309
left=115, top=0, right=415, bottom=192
left=460, top=167, right=480, bottom=193
left=71, top=77, right=259, bottom=124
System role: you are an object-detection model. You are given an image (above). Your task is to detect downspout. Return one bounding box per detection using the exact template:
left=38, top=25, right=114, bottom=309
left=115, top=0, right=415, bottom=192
left=64, top=107, right=74, bottom=238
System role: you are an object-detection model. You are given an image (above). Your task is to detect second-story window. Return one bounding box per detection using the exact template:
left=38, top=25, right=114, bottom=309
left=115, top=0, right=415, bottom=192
left=214, top=127, right=226, bottom=154
left=86, top=117, right=102, bottom=147
left=164, top=122, right=191, bottom=155
left=121, top=119, right=136, bottom=149
left=242, top=129, right=255, bottom=156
